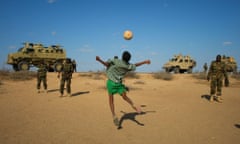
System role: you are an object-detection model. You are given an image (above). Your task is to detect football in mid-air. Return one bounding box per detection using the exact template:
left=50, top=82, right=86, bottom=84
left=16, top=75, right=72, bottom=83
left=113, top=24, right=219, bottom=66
left=123, top=30, right=133, bottom=40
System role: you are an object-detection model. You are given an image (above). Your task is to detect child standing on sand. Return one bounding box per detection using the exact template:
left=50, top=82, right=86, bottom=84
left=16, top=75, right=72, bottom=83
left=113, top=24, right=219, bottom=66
left=96, top=51, right=151, bottom=126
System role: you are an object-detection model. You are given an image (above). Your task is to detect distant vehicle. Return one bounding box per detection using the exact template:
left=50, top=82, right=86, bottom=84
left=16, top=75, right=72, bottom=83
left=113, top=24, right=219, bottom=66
left=163, top=54, right=197, bottom=73
left=6, top=42, right=66, bottom=72
left=221, top=55, right=237, bottom=73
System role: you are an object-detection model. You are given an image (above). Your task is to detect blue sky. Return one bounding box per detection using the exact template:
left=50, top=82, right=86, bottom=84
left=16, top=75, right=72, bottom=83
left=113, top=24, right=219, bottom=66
left=0, top=0, right=239, bottom=72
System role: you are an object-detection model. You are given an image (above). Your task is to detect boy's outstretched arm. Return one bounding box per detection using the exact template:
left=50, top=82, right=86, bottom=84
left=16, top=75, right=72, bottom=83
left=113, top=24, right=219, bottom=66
left=135, top=60, right=151, bottom=67
left=96, top=56, right=110, bottom=67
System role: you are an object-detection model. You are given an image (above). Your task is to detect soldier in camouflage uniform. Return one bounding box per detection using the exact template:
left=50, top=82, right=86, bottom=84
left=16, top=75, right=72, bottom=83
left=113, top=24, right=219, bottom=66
left=72, top=59, right=77, bottom=72
left=207, top=55, right=229, bottom=102
left=37, top=61, right=48, bottom=93
left=203, top=63, right=208, bottom=73
left=58, top=58, right=74, bottom=97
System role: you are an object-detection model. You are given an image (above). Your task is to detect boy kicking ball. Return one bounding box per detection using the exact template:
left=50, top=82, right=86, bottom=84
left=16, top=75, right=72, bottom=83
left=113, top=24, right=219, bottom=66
left=96, top=51, right=151, bottom=126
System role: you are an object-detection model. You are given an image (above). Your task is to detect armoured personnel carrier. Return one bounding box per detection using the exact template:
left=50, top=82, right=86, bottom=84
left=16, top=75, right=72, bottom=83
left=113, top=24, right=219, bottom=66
left=7, top=42, right=66, bottom=72
left=163, top=54, right=196, bottom=73
left=221, top=55, right=237, bottom=73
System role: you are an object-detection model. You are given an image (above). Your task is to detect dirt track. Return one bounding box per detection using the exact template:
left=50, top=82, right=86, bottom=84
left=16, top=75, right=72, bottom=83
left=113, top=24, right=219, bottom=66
left=0, top=73, right=239, bottom=144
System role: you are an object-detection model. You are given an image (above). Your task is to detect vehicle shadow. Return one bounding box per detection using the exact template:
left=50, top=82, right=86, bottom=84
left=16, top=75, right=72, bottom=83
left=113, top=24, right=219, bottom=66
left=117, top=110, right=156, bottom=130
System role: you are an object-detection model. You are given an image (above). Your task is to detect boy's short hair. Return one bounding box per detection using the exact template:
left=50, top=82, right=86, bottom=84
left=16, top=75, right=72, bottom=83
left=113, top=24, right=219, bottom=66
left=122, top=51, right=131, bottom=63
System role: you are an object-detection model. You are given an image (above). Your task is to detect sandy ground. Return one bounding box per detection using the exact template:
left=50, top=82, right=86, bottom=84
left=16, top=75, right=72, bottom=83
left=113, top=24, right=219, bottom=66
left=0, top=72, right=240, bottom=144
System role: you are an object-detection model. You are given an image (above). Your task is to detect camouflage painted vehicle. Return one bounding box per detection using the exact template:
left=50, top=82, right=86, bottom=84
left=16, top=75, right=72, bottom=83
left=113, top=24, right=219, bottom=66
left=7, top=42, right=66, bottom=72
left=221, top=55, right=237, bottom=73
left=163, top=54, right=196, bottom=73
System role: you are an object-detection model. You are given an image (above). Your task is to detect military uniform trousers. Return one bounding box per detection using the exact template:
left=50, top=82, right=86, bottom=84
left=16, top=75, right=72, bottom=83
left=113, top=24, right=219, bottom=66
left=37, top=76, right=47, bottom=90
left=210, top=75, right=223, bottom=96
left=60, top=76, right=71, bottom=94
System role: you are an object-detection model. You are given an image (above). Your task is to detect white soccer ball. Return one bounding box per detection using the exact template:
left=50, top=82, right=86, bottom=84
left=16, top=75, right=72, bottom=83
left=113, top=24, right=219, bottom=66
left=123, top=30, right=133, bottom=40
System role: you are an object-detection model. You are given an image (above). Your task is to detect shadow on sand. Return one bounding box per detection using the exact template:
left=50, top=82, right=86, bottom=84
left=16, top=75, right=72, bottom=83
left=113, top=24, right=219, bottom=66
left=46, top=89, right=89, bottom=97
left=234, top=124, right=240, bottom=129
left=117, top=110, right=156, bottom=130
left=71, top=91, right=90, bottom=97
left=201, top=94, right=211, bottom=102
left=47, top=88, right=60, bottom=93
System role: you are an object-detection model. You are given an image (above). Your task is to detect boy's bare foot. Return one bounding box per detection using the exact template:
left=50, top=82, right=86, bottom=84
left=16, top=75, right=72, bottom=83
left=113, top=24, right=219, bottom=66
left=132, top=105, right=142, bottom=114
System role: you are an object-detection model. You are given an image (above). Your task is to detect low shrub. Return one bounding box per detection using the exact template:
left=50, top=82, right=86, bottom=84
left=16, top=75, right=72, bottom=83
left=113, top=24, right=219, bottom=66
left=9, top=71, right=37, bottom=81
left=152, top=72, right=173, bottom=81
left=125, top=72, right=140, bottom=79
left=192, top=72, right=207, bottom=80
left=231, top=73, right=240, bottom=80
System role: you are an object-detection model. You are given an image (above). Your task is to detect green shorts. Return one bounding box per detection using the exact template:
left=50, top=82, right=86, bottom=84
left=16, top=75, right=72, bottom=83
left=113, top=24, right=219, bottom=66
left=107, top=79, right=126, bottom=95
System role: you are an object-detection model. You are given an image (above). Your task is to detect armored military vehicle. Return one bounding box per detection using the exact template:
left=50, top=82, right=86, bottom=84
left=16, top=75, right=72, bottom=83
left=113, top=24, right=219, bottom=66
left=221, top=55, right=237, bottom=73
left=163, top=54, right=197, bottom=73
left=7, top=42, right=66, bottom=72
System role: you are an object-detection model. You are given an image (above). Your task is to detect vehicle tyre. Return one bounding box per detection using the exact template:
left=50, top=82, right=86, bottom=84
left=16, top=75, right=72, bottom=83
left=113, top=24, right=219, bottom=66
left=18, top=61, right=29, bottom=71
left=165, top=68, right=170, bottom=73
left=187, top=68, right=192, bottom=73
left=54, top=62, right=63, bottom=72
left=48, top=67, right=55, bottom=72
left=13, top=64, right=19, bottom=71
left=174, top=67, right=179, bottom=73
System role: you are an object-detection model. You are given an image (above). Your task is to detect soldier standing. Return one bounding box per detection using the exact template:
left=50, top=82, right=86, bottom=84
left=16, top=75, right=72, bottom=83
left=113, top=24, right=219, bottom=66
left=207, top=55, right=229, bottom=102
left=58, top=58, right=74, bottom=97
left=203, top=63, right=208, bottom=73
left=37, top=61, right=48, bottom=93
left=72, top=59, right=77, bottom=72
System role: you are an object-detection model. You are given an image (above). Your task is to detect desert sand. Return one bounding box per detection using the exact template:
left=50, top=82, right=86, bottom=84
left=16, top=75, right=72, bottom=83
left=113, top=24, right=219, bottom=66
left=0, top=72, right=239, bottom=144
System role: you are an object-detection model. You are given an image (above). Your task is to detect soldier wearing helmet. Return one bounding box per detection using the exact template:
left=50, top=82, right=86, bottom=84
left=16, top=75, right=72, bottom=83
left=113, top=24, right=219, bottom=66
left=207, top=55, right=229, bottom=102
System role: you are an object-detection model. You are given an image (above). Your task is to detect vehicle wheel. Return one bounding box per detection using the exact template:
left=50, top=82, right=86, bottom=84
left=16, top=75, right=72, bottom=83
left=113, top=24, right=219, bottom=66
left=13, top=64, right=19, bottom=71
left=179, top=70, right=185, bottom=73
left=48, top=67, right=55, bottom=72
left=18, top=61, right=29, bottom=71
left=174, top=67, right=179, bottom=73
left=54, top=62, right=63, bottom=72
left=165, top=68, right=169, bottom=73
left=187, top=68, right=192, bottom=73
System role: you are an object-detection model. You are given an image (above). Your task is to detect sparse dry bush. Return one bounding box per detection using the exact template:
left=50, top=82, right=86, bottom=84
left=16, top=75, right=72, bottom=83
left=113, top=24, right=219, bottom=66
left=133, top=80, right=145, bottom=84
left=192, top=72, right=207, bottom=80
left=125, top=72, right=140, bottom=79
left=0, top=69, right=37, bottom=81
left=152, top=72, right=173, bottom=81
left=79, top=73, right=93, bottom=77
left=79, top=72, right=105, bottom=80
left=92, top=74, right=104, bottom=80
left=9, top=71, right=37, bottom=81
left=0, top=69, right=10, bottom=77
left=231, top=73, right=240, bottom=80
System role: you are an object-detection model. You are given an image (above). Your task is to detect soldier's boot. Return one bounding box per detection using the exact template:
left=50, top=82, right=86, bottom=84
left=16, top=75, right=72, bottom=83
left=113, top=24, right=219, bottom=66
left=209, top=95, right=214, bottom=102
left=60, top=93, right=64, bottom=97
left=37, top=89, right=40, bottom=93
left=67, top=93, right=71, bottom=97
left=216, top=96, right=223, bottom=103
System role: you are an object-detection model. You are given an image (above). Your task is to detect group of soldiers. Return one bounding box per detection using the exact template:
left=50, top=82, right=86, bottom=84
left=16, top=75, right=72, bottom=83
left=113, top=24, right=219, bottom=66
left=37, top=55, right=230, bottom=103
left=37, top=58, right=76, bottom=97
